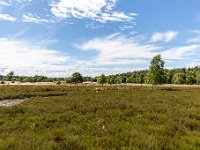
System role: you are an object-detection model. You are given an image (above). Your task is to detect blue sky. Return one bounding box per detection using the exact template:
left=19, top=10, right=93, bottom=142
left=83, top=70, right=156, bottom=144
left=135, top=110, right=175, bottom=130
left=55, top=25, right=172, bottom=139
left=0, top=0, right=200, bottom=77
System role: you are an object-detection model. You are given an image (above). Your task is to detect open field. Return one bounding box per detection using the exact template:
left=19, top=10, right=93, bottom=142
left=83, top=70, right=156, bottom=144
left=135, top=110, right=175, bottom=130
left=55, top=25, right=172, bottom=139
left=0, top=85, right=200, bottom=149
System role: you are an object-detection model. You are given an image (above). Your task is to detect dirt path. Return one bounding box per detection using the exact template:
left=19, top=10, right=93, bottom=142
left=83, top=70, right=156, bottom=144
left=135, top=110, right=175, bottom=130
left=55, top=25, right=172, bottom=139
left=0, top=99, right=27, bottom=107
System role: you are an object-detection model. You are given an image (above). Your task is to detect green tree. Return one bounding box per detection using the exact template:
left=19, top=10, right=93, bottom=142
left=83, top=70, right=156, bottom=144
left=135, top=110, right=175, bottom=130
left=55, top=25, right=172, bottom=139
left=146, top=55, right=165, bottom=89
left=121, top=76, right=127, bottom=83
left=196, top=71, right=200, bottom=84
left=138, top=74, right=145, bottom=84
left=186, top=71, right=196, bottom=84
left=116, top=76, right=126, bottom=84
left=71, top=72, right=83, bottom=84
left=91, top=77, right=97, bottom=82
left=5, top=71, right=14, bottom=81
left=172, top=73, right=186, bottom=84
left=165, top=70, right=173, bottom=84
left=18, top=76, right=24, bottom=83
left=97, top=74, right=107, bottom=86
left=106, top=76, right=117, bottom=84
left=23, top=77, right=32, bottom=82
left=106, top=76, right=112, bottom=84
left=131, top=74, right=137, bottom=83
left=126, top=76, right=133, bottom=83
left=65, top=77, right=72, bottom=83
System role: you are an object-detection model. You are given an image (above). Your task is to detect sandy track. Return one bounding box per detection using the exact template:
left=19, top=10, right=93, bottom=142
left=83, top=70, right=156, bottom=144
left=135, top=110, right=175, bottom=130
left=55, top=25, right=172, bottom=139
left=0, top=81, right=200, bottom=87
left=0, top=81, right=57, bottom=86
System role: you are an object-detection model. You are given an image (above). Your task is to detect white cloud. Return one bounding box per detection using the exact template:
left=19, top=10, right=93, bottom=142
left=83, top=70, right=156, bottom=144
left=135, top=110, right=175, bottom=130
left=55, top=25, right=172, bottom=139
left=0, top=14, right=16, bottom=21
left=78, top=33, right=160, bottom=65
left=51, top=0, right=137, bottom=23
left=187, top=37, right=200, bottom=43
left=161, top=45, right=200, bottom=59
left=0, top=37, right=134, bottom=77
left=0, top=1, right=11, bottom=6
left=78, top=33, right=200, bottom=66
left=0, top=34, right=199, bottom=77
left=22, top=13, right=50, bottom=24
left=1, top=0, right=32, bottom=7
left=85, top=23, right=104, bottom=29
left=9, top=0, right=32, bottom=4
left=150, top=31, right=178, bottom=43
left=120, top=24, right=135, bottom=31
left=186, top=30, right=200, bottom=43
left=0, top=38, right=72, bottom=77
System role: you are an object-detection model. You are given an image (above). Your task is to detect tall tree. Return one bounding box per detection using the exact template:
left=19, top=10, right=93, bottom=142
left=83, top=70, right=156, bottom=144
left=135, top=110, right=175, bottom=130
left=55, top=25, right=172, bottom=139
left=5, top=71, right=14, bottom=81
left=97, top=74, right=107, bottom=86
left=146, top=55, right=165, bottom=89
left=71, top=72, right=83, bottom=84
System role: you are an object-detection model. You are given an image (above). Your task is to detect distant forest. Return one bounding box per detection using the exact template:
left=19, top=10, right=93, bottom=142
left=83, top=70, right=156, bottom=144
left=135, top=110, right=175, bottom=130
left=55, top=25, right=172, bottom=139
left=1, top=66, right=200, bottom=85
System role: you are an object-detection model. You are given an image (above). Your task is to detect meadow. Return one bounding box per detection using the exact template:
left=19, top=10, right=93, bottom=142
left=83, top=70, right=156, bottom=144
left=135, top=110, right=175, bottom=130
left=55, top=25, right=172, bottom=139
left=0, top=85, right=200, bottom=149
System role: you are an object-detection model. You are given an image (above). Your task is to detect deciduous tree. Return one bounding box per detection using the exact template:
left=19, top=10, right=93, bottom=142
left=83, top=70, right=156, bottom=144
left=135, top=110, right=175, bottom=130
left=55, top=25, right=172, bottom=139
left=97, top=74, right=107, bottom=86
left=146, top=55, right=165, bottom=89
left=71, top=72, right=83, bottom=84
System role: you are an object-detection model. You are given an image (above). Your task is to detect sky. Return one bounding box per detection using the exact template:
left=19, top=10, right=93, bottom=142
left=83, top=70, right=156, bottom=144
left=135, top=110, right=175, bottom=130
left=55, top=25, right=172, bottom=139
left=0, top=0, right=200, bottom=77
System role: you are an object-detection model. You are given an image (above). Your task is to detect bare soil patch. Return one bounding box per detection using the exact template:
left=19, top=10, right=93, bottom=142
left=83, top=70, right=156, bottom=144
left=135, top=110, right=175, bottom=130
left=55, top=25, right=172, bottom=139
left=0, top=99, right=27, bottom=107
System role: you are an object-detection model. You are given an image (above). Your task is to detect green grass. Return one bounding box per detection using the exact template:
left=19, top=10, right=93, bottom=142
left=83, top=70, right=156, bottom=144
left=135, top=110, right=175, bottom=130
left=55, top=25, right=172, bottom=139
left=0, top=85, right=200, bottom=149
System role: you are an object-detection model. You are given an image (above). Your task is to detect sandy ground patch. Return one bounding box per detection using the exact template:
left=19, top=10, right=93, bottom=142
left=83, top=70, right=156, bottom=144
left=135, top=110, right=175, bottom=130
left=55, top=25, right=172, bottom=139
left=0, top=81, right=98, bottom=86
left=0, top=99, right=27, bottom=107
left=0, top=81, right=200, bottom=88
left=0, top=81, right=57, bottom=86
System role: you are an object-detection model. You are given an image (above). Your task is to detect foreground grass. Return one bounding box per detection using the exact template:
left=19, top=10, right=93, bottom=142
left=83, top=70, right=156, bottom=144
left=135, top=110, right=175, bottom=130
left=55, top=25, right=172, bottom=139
left=0, top=85, right=200, bottom=149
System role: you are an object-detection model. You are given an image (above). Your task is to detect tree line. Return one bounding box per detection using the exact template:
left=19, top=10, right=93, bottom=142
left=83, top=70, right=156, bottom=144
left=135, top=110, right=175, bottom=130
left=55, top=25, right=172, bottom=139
left=1, top=55, right=200, bottom=85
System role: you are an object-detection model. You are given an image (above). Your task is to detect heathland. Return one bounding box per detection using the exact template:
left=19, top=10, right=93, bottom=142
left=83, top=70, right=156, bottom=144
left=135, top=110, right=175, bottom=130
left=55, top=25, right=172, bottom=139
left=0, top=85, right=200, bottom=149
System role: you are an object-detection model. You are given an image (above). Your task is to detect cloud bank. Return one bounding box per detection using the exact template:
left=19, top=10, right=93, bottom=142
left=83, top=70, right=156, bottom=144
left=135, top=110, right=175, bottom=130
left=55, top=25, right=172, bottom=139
left=51, top=0, right=138, bottom=23
left=0, top=38, right=71, bottom=76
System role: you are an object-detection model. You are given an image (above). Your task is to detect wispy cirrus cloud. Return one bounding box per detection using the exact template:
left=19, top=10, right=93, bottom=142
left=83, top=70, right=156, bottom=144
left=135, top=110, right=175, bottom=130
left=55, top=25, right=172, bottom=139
left=0, top=1, right=11, bottom=6
left=161, top=45, right=200, bottom=59
left=0, top=14, right=16, bottom=21
left=78, top=33, right=159, bottom=66
left=51, top=0, right=138, bottom=23
left=78, top=33, right=200, bottom=66
left=150, top=31, right=178, bottom=43
left=186, top=30, right=200, bottom=43
left=0, top=0, right=32, bottom=8
left=22, top=13, right=50, bottom=24
left=8, top=0, right=32, bottom=4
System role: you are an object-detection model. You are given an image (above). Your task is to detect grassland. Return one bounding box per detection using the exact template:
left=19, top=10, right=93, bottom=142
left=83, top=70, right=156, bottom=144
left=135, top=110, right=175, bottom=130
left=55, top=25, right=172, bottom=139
left=0, top=85, right=200, bottom=149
